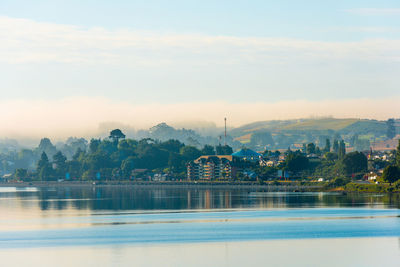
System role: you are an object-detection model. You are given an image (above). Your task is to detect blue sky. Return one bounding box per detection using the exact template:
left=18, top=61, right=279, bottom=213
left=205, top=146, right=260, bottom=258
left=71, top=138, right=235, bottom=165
left=2, top=0, right=400, bottom=39
left=0, top=1, right=400, bottom=137
left=0, top=0, right=397, bottom=42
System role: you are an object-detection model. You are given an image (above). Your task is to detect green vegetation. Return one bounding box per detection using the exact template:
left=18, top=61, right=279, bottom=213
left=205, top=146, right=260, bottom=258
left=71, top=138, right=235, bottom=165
left=231, top=118, right=398, bottom=150
left=382, top=165, right=400, bottom=184
left=1, top=125, right=399, bottom=195
left=9, top=130, right=237, bottom=182
left=345, top=182, right=400, bottom=193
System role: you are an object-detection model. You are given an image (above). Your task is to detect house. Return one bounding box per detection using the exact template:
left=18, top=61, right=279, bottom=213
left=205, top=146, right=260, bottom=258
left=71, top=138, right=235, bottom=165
left=232, top=148, right=262, bottom=162
left=1, top=173, right=13, bottom=182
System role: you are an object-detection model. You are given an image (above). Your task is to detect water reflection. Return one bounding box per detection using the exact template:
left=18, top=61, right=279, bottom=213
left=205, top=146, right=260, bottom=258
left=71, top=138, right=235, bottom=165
left=0, top=186, right=399, bottom=212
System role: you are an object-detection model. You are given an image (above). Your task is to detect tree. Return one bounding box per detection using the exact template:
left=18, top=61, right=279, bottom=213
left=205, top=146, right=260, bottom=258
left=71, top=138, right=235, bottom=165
left=109, top=129, right=126, bottom=143
left=306, top=143, right=316, bottom=155
left=216, top=145, right=233, bottom=155
left=382, top=165, right=400, bottom=184
left=324, top=139, right=331, bottom=153
left=302, top=143, right=307, bottom=153
left=167, top=152, right=185, bottom=173
left=180, top=146, right=202, bottom=161
left=342, top=151, right=367, bottom=175
left=158, top=139, right=183, bottom=153
left=72, top=147, right=84, bottom=161
left=37, top=138, right=57, bottom=158
left=387, top=118, right=396, bottom=139
left=333, top=140, right=339, bottom=154
left=89, top=139, right=101, bottom=153
left=338, top=140, right=346, bottom=159
left=285, top=152, right=309, bottom=173
left=324, top=152, right=338, bottom=162
left=15, top=168, right=27, bottom=180
left=121, top=157, right=135, bottom=179
left=396, top=139, right=400, bottom=167
left=201, top=145, right=215, bottom=155
left=37, top=152, right=49, bottom=170
left=37, top=152, right=52, bottom=181
left=52, top=151, right=67, bottom=178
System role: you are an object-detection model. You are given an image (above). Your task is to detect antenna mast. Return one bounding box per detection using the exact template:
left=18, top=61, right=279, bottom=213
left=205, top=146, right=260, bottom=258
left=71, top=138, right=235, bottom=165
left=224, top=117, right=227, bottom=146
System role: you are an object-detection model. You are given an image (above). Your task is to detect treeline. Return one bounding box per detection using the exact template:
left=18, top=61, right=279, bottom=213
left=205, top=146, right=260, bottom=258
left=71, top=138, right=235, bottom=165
left=9, top=130, right=400, bottom=185
left=257, top=140, right=366, bottom=181
left=14, top=130, right=233, bottom=181
left=258, top=139, right=400, bottom=185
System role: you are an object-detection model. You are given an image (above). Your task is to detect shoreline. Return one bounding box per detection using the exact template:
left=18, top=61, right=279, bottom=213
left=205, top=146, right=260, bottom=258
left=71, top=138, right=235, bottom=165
left=1, top=181, right=397, bottom=193
left=0, top=181, right=324, bottom=191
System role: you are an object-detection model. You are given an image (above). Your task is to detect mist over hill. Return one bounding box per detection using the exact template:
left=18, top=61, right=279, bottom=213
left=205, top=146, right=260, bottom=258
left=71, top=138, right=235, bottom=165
left=1, top=117, right=399, bottom=176
left=1, top=117, right=399, bottom=153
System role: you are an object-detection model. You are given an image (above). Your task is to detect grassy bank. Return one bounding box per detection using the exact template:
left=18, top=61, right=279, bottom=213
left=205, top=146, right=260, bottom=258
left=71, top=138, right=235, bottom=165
left=344, top=182, right=400, bottom=193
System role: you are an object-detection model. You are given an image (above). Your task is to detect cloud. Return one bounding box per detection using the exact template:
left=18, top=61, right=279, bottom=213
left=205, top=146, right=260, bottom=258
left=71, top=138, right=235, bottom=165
left=0, top=97, right=399, bottom=140
left=346, top=8, right=400, bottom=16
left=1, top=16, right=400, bottom=65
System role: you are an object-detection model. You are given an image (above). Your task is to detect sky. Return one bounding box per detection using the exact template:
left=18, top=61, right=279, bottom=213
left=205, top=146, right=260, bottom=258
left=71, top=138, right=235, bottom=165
left=1, top=0, right=400, bottom=139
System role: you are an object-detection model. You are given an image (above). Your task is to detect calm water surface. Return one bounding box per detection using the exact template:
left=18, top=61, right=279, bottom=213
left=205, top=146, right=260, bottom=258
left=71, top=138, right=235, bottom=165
left=0, top=186, right=399, bottom=266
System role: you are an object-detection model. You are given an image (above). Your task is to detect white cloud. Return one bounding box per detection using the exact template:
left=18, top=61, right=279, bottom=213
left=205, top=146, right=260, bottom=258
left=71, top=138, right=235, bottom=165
left=1, top=16, right=400, bottom=65
left=1, top=97, right=399, bottom=140
left=346, top=8, right=400, bottom=16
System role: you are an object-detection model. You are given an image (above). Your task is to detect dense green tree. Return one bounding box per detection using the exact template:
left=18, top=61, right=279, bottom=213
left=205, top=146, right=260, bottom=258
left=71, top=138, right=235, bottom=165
left=66, top=160, right=81, bottom=179
left=53, top=151, right=67, bottom=177
left=121, top=156, right=135, bottom=178
left=89, top=139, right=101, bottom=153
left=109, top=129, right=126, bottom=143
left=387, top=118, right=396, bottom=139
left=285, top=152, right=309, bottom=173
left=342, top=151, right=367, bottom=175
left=382, top=165, right=400, bottom=184
left=158, top=139, right=183, bottom=153
left=180, top=146, right=202, bottom=161
left=324, top=152, right=338, bottom=162
left=324, top=139, right=331, bottom=153
left=167, top=152, right=185, bottom=173
left=136, top=145, right=169, bottom=169
left=338, top=140, right=346, bottom=159
left=396, top=139, right=400, bottom=167
left=333, top=140, right=339, bottom=154
left=37, top=152, right=49, bottom=170
left=216, top=145, right=233, bottom=155
left=37, top=152, right=52, bottom=181
left=98, top=140, right=118, bottom=155
left=72, top=147, right=85, bottom=161
left=201, top=145, right=215, bottom=155
left=88, top=152, right=114, bottom=170
left=306, top=143, right=316, bottom=154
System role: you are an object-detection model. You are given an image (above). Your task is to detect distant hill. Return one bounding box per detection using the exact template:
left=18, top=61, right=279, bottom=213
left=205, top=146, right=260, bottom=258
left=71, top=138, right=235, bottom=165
left=229, top=118, right=397, bottom=150
left=138, top=118, right=397, bottom=151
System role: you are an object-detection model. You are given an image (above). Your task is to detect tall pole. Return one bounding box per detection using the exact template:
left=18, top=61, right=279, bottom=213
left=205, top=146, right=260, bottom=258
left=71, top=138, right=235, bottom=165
left=224, top=117, right=227, bottom=146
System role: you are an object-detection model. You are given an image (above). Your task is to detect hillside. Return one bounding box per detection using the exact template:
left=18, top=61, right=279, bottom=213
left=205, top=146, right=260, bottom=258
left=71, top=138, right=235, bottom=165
left=230, top=118, right=396, bottom=150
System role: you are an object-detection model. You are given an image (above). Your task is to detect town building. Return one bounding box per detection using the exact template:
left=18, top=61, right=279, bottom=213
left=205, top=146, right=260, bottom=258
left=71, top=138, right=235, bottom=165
left=231, top=148, right=262, bottom=162
left=187, top=155, right=237, bottom=180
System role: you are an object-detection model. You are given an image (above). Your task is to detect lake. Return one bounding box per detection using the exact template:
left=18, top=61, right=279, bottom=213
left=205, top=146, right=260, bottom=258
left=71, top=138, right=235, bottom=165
left=0, top=186, right=399, bottom=266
